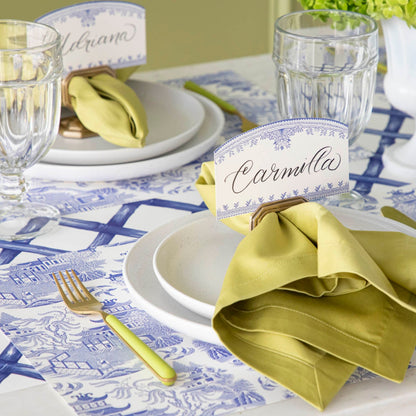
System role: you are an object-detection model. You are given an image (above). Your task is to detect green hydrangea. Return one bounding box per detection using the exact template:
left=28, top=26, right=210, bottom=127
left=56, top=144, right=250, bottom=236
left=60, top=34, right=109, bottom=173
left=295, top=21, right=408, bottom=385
left=299, top=0, right=416, bottom=27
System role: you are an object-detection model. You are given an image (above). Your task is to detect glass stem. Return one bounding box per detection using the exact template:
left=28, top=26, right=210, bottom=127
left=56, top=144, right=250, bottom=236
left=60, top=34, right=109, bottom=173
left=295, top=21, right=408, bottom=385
left=0, top=172, right=27, bottom=202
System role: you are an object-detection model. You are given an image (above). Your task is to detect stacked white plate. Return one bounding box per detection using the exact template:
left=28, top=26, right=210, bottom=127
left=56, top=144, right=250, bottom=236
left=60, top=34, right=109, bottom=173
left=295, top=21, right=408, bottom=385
left=123, top=208, right=416, bottom=345
left=27, top=80, right=225, bottom=182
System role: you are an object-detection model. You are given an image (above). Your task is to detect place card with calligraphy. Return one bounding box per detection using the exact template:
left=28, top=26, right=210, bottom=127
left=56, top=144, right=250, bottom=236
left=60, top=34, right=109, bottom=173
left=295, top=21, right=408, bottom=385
left=214, top=118, right=349, bottom=220
left=37, top=1, right=146, bottom=75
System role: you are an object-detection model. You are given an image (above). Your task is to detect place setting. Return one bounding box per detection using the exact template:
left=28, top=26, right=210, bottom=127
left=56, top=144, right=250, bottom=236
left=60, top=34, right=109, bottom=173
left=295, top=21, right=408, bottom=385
left=25, top=4, right=225, bottom=182
left=124, top=112, right=416, bottom=409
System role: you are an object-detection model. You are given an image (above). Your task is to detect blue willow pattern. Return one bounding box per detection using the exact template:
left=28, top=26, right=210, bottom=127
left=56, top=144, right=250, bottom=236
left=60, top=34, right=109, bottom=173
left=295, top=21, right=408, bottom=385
left=0, top=70, right=414, bottom=415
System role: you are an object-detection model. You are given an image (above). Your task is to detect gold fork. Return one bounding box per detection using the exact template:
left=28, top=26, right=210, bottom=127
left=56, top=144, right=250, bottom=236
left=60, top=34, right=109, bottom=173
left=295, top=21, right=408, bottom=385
left=184, top=80, right=258, bottom=132
left=52, top=269, right=176, bottom=386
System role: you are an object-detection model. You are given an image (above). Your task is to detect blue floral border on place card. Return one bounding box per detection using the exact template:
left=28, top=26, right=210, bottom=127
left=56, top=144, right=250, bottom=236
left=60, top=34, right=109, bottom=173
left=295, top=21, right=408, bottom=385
left=214, top=118, right=348, bottom=165
left=216, top=182, right=350, bottom=219
left=37, top=1, right=145, bottom=26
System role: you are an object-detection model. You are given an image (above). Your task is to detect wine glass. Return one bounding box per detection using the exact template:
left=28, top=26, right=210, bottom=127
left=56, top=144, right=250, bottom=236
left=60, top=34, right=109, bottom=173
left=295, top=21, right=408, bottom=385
left=0, top=20, right=62, bottom=240
left=273, top=10, right=378, bottom=208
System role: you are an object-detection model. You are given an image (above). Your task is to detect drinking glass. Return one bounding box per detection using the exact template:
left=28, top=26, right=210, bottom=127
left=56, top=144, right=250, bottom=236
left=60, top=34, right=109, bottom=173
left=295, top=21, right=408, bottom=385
left=0, top=20, right=62, bottom=240
left=273, top=10, right=378, bottom=207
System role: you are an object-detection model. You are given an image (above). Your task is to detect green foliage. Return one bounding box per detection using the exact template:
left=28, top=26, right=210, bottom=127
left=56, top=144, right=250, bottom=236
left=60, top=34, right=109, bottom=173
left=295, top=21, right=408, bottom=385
left=299, top=0, right=416, bottom=27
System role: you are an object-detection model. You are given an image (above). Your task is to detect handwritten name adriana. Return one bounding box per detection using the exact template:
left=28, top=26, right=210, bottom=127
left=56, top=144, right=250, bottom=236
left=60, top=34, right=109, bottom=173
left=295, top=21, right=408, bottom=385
left=224, top=146, right=341, bottom=194
left=61, top=24, right=137, bottom=55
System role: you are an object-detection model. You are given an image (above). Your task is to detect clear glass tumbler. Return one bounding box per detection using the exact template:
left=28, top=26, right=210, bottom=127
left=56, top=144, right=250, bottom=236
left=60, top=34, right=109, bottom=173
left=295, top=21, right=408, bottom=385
left=0, top=20, right=62, bottom=240
left=273, top=10, right=378, bottom=147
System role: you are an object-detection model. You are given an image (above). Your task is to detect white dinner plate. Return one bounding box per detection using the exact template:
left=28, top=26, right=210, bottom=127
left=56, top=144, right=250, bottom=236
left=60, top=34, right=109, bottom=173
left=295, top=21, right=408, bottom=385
left=42, top=80, right=205, bottom=165
left=123, top=207, right=416, bottom=345
left=27, top=93, right=224, bottom=182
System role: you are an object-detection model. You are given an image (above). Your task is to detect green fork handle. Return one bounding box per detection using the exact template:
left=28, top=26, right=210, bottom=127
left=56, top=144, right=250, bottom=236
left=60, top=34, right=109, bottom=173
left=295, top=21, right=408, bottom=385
left=184, top=80, right=239, bottom=115
left=104, top=312, right=176, bottom=385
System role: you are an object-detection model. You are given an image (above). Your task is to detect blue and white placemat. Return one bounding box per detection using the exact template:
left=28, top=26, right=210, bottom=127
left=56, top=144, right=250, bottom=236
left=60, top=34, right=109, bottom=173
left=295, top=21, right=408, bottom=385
left=0, top=69, right=415, bottom=415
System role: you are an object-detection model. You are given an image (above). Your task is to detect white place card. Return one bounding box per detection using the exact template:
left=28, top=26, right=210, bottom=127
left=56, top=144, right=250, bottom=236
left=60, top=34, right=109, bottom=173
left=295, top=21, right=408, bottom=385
left=214, top=118, right=349, bottom=220
left=37, top=1, right=146, bottom=75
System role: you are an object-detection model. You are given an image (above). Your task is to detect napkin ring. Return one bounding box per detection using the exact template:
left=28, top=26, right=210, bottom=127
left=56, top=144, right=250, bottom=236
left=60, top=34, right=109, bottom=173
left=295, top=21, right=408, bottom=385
left=250, top=196, right=307, bottom=231
left=60, top=65, right=117, bottom=139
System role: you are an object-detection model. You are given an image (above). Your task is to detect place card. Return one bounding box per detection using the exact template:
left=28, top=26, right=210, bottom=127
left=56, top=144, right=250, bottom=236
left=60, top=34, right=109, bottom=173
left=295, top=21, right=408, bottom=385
left=36, top=1, right=146, bottom=75
left=214, top=118, right=349, bottom=220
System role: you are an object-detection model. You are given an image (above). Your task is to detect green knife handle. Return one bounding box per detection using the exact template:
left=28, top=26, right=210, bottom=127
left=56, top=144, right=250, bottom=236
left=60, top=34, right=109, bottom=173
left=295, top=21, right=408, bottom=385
left=104, top=313, right=176, bottom=385
left=381, top=206, right=416, bottom=230
left=184, top=80, right=238, bottom=115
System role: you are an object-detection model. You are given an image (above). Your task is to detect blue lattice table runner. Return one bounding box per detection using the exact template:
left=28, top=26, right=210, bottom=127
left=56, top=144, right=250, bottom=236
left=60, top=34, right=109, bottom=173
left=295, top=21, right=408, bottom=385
left=0, top=70, right=415, bottom=415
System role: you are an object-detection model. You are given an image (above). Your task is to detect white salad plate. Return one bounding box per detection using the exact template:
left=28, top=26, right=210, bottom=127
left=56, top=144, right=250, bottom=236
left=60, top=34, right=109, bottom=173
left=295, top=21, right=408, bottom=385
left=123, top=207, right=416, bottom=345
left=42, top=80, right=205, bottom=166
left=27, top=93, right=224, bottom=182
left=153, top=214, right=242, bottom=319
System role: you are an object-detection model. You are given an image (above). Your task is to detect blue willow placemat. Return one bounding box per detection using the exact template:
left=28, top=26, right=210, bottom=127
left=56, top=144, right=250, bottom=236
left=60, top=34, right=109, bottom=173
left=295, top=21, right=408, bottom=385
left=0, top=70, right=415, bottom=415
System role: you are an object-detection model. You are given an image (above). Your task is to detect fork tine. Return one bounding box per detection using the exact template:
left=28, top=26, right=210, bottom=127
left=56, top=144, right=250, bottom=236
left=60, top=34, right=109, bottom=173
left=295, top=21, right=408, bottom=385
left=65, top=270, right=87, bottom=301
left=52, top=272, right=72, bottom=304
left=57, top=270, right=78, bottom=303
left=69, top=269, right=94, bottom=300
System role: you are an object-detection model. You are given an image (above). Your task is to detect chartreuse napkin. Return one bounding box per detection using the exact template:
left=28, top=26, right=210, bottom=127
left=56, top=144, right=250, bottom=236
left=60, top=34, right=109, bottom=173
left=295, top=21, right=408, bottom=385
left=67, top=67, right=148, bottom=147
left=196, top=161, right=416, bottom=410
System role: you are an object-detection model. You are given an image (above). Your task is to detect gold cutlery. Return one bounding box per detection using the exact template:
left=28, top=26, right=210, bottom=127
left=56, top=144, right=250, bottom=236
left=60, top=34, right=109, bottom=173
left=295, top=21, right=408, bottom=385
left=184, top=80, right=258, bottom=132
left=52, top=269, right=176, bottom=386
left=381, top=206, right=416, bottom=230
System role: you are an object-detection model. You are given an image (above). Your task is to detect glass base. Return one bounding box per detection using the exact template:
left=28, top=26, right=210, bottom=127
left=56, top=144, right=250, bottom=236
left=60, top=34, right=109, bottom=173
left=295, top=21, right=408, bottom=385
left=0, top=202, right=60, bottom=241
left=317, top=190, right=365, bottom=210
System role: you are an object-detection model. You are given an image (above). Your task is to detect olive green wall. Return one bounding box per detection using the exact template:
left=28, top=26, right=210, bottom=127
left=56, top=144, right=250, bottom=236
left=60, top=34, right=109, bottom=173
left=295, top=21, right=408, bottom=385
left=2, top=0, right=299, bottom=70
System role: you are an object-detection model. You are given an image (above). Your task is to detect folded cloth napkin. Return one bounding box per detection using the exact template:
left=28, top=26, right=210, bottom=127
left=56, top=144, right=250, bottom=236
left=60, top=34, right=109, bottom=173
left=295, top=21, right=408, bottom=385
left=67, top=67, right=148, bottom=147
left=196, top=161, right=416, bottom=410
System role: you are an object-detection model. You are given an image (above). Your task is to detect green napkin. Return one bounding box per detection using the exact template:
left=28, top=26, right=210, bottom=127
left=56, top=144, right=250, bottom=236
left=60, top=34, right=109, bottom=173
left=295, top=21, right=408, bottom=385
left=196, top=161, right=416, bottom=410
left=67, top=68, right=148, bottom=148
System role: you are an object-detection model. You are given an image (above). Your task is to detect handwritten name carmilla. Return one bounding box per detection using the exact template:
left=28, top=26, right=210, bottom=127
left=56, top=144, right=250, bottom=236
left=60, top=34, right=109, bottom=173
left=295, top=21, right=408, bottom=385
left=225, top=146, right=341, bottom=194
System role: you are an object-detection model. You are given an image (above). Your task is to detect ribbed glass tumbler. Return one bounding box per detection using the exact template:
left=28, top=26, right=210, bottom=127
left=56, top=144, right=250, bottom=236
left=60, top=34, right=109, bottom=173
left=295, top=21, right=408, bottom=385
left=273, top=10, right=378, bottom=208
left=273, top=9, right=378, bottom=147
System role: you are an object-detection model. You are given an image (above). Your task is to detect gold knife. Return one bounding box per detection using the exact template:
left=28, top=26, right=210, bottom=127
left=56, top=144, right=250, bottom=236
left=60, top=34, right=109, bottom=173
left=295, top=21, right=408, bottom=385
left=381, top=206, right=416, bottom=230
